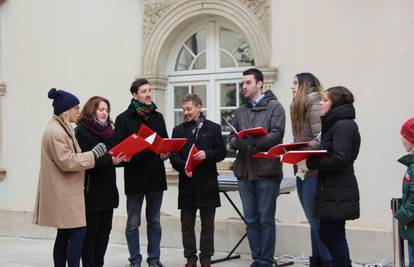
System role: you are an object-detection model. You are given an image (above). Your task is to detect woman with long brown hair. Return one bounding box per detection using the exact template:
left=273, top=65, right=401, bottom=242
left=75, top=96, right=126, bottom=267
left=290, top=73, right=332, bottom=266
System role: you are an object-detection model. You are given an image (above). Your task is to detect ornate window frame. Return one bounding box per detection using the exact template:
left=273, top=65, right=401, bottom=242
left=140, top=0, right=278, bottom=111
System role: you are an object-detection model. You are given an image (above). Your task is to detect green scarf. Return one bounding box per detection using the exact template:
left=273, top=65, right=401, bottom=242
left=131, top=99, right=156, bottom=120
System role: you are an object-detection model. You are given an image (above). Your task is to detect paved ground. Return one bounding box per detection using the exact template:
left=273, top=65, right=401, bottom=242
left=0, top=236, right=305, bottom=267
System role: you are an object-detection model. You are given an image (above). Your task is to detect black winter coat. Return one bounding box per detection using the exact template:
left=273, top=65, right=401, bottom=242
left=170, top=119, right=226, bottom=209
left=113, top=103, right=167, bottom=195
left=307, top=104, right=361, bottom=220
left=75, top=125, right=119, bottom=212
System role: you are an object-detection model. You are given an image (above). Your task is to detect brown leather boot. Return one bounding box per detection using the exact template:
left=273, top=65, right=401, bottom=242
left=200, top=263, right=211, bottom=267
left=185, top=262, right=197, bottom=267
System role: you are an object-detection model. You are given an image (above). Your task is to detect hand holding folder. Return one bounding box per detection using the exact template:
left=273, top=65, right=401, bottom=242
left=185, top=144, right=204, bottom=176
left=279, top=150, right=328, bottom=164
left=137, top=124, right=188, bottom=154
left=108, top=133, right=155, bottom=158
left=224, top=118, right=268, bottom=139
left=253, top=141, right=309, bottom=158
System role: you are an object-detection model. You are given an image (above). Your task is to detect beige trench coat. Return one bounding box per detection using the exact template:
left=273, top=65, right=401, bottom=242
left=33, top=116, right=95, bottom=229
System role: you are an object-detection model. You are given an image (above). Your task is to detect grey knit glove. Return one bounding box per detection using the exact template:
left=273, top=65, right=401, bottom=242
left=92, top=143, right=107, bottom=159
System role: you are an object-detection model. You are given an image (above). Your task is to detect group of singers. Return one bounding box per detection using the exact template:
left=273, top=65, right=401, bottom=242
left=33, top=68, right=361, bottom=267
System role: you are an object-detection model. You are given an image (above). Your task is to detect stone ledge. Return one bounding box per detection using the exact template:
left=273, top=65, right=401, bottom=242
left=0, top=209, right=394, bottom=263
left=166, top=159, right=235, bottom=184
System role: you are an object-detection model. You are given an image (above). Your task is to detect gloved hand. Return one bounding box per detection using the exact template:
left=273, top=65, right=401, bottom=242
left=295, top=159, right=309, bottom=180
left=295, top=169, right=306, bottom=180
left=92, top=143, right=107, bottom=159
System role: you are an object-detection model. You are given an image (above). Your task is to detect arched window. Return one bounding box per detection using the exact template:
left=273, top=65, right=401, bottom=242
left=166, top=21, right=255, bottom=157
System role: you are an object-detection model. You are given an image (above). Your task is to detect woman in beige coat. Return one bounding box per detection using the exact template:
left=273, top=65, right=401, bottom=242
left=33, top=88, right=107, bottom=267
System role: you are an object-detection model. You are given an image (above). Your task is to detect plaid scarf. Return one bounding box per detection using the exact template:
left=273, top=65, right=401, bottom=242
left=131, top=99, right=156, bottom=121
left=192, top=112, right=205, bottom=140
left=80, top=116, right=114, bottom=140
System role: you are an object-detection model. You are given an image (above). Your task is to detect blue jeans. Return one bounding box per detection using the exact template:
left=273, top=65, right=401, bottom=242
left=319, top=219, right=351, bottom=267
left=296, top=176, right=332, bottom=261
left=125, top=191, right=163, bottom=265
left=238, top=179, right=281, bottom=266
left=409, top=241, right=414, bottom=267
left=53, top=227, right=86, bottom=267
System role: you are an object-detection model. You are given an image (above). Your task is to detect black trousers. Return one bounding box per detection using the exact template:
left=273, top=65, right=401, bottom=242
left=82, top=209, right=114, bottom=267
left=319, top=219, right=351, bottom=267
left=180, top=207, right=216, bottom=264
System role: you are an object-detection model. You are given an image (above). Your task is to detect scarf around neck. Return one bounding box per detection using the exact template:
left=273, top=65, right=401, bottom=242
left=80, top=116, right=114, bottom=140
left=192, top=112, right=205, bottom=140
left=131, top=99, right=156, bottom=121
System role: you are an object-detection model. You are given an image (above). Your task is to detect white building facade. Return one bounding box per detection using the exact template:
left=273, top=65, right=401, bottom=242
left=1, top=0, right=414, bottom=263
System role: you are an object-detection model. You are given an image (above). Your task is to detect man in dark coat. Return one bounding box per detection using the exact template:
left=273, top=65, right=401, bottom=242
left=170, top=94, right=226, bottom=267
left=114, top=79, right=168, bottom=267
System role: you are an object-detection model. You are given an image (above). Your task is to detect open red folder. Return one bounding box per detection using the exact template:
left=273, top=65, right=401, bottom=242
left=137, top=124, right=188, bottom=154
left=224, top=118, right=268, bottom=139
left=280, top=150, right=328, bottom=164
left=253, top=142, right=309, bottom=158
left=108, top=133, right=153, bottom=158
left=185, top=144, right=204, bottom=173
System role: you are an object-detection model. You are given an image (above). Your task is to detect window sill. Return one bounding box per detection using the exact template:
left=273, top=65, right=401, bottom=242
left=166, top=158, right=234, bottom=185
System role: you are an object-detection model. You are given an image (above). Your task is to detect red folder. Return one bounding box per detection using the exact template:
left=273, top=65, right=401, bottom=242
left=224, top=118, right=268, bottom=139
left=280, top=150, right=328, bottom=164
left=253, top=142, right=309, bottom=158
left=185, top=144, right=204, bottom=173
left=137, top=124, right=188, bottom=154
left=236, top=127, right=268, bottom=139
left=108, top=133, right=152, bottom=158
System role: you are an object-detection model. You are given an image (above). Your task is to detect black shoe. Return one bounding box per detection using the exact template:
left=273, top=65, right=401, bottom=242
left=309, top=256, right=320, bottom=267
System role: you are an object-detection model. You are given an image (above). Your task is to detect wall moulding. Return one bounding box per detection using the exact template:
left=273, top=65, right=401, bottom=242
left=140, top=0, right=273, bottom=82
left=0, top=81, right=6, bottom=96
left=0, top=81, right=5, bottom=180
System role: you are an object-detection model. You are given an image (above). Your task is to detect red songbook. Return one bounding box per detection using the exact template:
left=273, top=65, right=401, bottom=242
left=137, top=124, right=188, bottom=154
left=224, top=118, right=268, bottom=139
left=253, top=142, right=309, bottom=158
left=280, top=150, right=328, bottom=164
left=108, top=133, right=153, bottom=158
left=185, top=144, right=204, bottom=173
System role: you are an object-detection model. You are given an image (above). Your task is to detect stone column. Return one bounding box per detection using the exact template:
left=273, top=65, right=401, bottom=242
left=147, top=75, right=168, bottom=114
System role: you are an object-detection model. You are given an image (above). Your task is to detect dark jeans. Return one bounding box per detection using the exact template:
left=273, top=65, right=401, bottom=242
left=238, top=179, right=280, bottom=266
left=296, top=176, right=331, bottom=261
left=181, top=207, right=216, bottom=264
left=82, top=209, right=114, bottom=267
left=125, top=192, right=163, bottom=265
left=409, top=241, right=414, bottom=267
left=53, top=227, right=86, bottom=267
left=319, top=219, right=351, bottom=267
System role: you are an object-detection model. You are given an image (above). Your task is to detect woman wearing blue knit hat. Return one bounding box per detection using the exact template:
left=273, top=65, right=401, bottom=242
left=33, top=88, right=107, bottom=267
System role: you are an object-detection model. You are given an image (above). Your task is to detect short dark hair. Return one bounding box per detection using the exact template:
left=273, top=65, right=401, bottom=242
left=130, top=78, right=149, bottom=94
left=182, top=93, right=202, bottom=107
left=243, top=68, right=264, bottom=83
left=326, top=86, right=354, bottom=108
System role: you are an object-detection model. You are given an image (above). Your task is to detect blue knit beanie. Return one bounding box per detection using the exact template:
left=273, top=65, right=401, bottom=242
left=48, top=88, right=80, bottom=115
